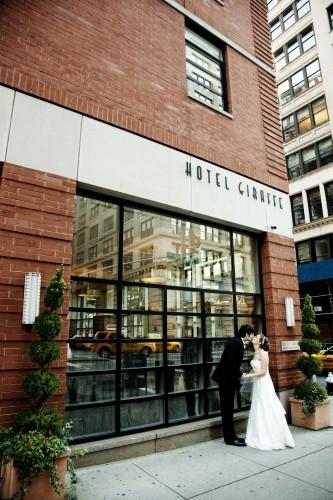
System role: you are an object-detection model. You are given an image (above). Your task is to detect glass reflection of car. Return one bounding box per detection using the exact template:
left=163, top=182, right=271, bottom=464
left=312, top=345, right=333, bottom=372
left=69, top=335, right=93, bottom=350
left=90, top=331, right=180, bottom=358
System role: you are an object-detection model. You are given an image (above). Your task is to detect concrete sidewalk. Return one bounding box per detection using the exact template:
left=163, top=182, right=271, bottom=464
left=75, top=425, right=333, bottom=500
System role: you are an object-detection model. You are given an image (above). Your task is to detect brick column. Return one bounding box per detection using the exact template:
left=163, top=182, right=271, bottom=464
left=0, top=163, right=76, bottom=426
left=260, top=232, right=303, bottom=395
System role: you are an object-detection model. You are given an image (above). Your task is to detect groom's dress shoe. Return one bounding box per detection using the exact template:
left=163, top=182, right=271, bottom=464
left=235, top=436, right=245, bottom=443
left=225, top=438, right=246, bottom=447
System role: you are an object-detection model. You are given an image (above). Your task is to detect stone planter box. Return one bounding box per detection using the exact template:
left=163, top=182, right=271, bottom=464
left=0, top=451, right=68, bottom=500
left=289, top=397, right=330, bottom=430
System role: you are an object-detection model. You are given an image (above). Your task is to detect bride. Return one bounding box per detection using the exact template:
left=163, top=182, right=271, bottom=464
left=242, top=333, right=295, bottom=450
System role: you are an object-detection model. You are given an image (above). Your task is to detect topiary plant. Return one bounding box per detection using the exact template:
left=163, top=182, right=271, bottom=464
left=0, top=266, right=85, bottom=499
left=16, top=265, right=65, bottom=432
left=294, top=294, right=328, bottom=414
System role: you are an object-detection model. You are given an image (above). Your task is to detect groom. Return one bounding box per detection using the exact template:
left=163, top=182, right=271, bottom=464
left=212, top=324, right=255, bottom=446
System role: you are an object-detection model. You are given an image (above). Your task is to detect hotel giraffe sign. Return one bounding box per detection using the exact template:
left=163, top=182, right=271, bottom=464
left=185, top=161, right=284, bottom=210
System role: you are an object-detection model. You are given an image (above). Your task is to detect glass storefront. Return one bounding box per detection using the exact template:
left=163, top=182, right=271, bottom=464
left=66, top=194, right=263, bottom=441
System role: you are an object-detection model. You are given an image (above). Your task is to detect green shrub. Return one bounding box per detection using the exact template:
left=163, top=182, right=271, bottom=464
left=22, top=370, right=60, bottom=406
left=298, top=338, right=322, bottom=355
left=294, top=294, right=328, bottom=414
left=302, top=323, right=320, bottom=339
left=294, top=381, right=328, bottom=414
left=15, top=406, right=63, bottom=437
left=44, top=267, right=65, bottom=311
left=32, top=311, right=62, bottom=340
left=29, top=340, right=61, bottom=366
left=296, top=355, right=323, bottom=378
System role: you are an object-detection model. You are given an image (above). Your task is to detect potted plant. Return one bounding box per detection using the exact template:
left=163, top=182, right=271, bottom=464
left=0, top=266, right=83, bottom=499
left=290, top=294, right=330, bottom=430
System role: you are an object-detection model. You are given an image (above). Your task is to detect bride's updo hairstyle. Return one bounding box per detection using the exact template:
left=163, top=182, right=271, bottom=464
left=260, top=334, right=270, bottom=351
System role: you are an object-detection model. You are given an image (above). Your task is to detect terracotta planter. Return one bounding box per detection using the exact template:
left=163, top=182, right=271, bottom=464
left=289, top=397, right=330, bottom=430
left=0, top=451, right=69, bottom=500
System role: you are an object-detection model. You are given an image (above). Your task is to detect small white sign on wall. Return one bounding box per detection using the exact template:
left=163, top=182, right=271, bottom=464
left=281, top=340, right=300, bottom=352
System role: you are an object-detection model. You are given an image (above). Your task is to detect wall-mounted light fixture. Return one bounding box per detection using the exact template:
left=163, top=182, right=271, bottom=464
left=22, top=272, right=41, bottom=324
left=285, top=296, right=295, bottom=327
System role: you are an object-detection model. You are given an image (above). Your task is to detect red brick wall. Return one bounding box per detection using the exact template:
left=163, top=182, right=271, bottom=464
left=0, top=163, right=76, bottom=426
left=0, top=0, right=287, bottom=192
left=260, top=233, right=303, bottom=391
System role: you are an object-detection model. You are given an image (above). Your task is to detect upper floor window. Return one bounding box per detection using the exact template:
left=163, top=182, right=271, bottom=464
left=90, top=205, right=99, bottom=219
left=89, top=224, right=98, bottom=241
left=103, top=216, right=114, bottom=233
left=270, top=2, right=311, bottom=40
left=185, top=28, right=226, bottom=113
left=296, top=240, right=311, bottom=264
left=287, top=136, right=333, bottom=179
left=273, top=25, right=315, bottom=69
left=278, top=59, right=322, bottom=105
left=307, top=187, right=323, bottom=221
left=325, top=182, right=333, bottom=216
left=327, top=4, right=333, bottom=30
left=282, top=96, right=329, bottom=143
left=296, top=0, right=310, bottom=18
left=267, top=0, right=279, bottom=12
left=291, top=194, right=305, bottom=226
left=296, top=236, right=331, bottom=265
left=141, top=218, right=154, bottom=238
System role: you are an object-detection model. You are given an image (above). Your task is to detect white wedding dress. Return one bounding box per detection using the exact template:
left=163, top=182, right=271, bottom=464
left=245, top=353, right=295, bottom=450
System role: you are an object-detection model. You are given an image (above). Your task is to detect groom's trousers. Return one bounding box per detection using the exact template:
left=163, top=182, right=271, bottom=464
left=219, top=385, right=236, bottom=442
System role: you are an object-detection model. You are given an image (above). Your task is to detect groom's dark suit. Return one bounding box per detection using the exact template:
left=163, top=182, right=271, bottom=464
left=212, top=335, right=244, bottom=443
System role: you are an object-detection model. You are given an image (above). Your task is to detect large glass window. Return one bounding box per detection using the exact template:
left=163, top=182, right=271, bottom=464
left=67, top=195, right=262, bottom=441
left=185, top=28, right=226, bottom=113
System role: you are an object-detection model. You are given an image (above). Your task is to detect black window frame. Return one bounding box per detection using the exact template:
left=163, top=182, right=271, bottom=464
left=307, top=187, right=323, bottom=222
left=278, top=59, right=322, bottom=106
left=325, top=182, right=333, bottom=216
left=296, top=235, right=333, bottom=265
left=327, top=4, right=333, bottom=30
left=273, top=24, right=315, bottom=68
left=185, top=24, right=228, bottom=114
left=291, top=193, right=305, bottom=226
left=67, top=192, right=264, bottom=443
left=286, top=136, right=333, bottom=180
left=270, top=1, right=311, bottom=39
left=282, top=95, right=328, bottom=143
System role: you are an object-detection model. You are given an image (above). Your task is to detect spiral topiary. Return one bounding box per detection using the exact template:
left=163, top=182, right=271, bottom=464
left=16, top=266, right=65, bottom=434
left=294, top=294, right=328, bottom=414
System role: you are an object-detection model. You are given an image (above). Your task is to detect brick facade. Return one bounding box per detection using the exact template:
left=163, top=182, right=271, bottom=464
left=0, top=163, right=76, bottom=425
left=0, top=0, right=286, bottom=191
left=260, top=233, right=302, bottom=391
